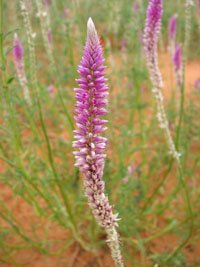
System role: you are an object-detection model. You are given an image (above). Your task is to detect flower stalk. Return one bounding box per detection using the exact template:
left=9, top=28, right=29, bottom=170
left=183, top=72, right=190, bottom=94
left=143, top=0, right=180, bottom=161
left=73, top=18, right=123, bottom=267
left=144, top=0, right=193, bottom=260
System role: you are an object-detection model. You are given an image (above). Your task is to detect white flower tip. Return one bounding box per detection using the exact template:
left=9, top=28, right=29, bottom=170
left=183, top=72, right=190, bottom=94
left=87, top=17, right=97, bottom=39
left=14, top=33, right=18, bottom=39
left=87, top=17, right=94, bottom=29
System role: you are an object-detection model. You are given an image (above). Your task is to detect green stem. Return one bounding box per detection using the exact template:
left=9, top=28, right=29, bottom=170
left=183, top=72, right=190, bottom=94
left=166, top=164, right=193, bottom=261
left=0, top=0, right=4, bottom=70
left=166, top=3, right=194, bottom=258
left=175, top=77, right=185, bottom=150
left=36, top=94, right=91, bottom=251
left=141, top=158, right=174, bottom=214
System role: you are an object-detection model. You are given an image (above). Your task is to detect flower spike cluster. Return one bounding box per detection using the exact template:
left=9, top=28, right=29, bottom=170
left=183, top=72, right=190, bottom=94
left=73, top=18, right=123, bottom=267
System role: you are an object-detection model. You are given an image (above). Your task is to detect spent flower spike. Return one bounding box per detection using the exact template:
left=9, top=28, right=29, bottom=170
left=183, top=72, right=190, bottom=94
left=73, top=17, right=123, bottom=267
left=19, top=0, right=37, bottom=88
left=36, top=0, right=54, bottom=65
left=184, top=0, right=194, bottom=62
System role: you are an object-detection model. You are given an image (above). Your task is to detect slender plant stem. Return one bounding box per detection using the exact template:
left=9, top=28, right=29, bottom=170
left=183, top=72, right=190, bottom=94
left=36, top=94, right=91, bottom=251
left=141, top=158, right=174, bottom=214
left=0, top=0, right=4, bottom=71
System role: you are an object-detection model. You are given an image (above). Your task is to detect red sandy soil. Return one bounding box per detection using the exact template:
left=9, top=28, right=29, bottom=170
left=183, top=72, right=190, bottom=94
left=0, top=52, right=200, bottom=267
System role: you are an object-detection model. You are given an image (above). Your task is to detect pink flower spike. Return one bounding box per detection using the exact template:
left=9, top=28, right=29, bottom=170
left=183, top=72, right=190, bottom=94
left=143, top=0, right=163, bottom=88
left=73, top=17, right=117, bottom=228
left=173, top=44, right=183, bottom=87
left=143, top=1, right=181, bottom=161
left=13, top=33, right=24, bottom=62
left=168, top=14, right=177, bottom=41
left=73, top=18, right=123, bottom=267
left=13, top=33, right=31, bottom=104
left=173, top=44, right=182, bottom=72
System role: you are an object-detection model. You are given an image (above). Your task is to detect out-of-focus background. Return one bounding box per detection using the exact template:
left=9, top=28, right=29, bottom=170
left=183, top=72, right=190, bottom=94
left=0, top=0, right=200, bottom=266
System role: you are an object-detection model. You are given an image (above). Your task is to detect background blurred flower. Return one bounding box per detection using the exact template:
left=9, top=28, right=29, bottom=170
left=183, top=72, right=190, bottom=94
left=13, top=33, right=31, bottom=104
left=194, top=78, right=200, bottom=91
left=173, top=43, right=182, bottom=72
left=168, top=14, right=177, bottom=41
left=47, top=84, right=57, bottom=96
left=122, top=162, right=137, bottom=184
left=64, top=8, right=70, bottom=18
left=47, top=29, right=52, bottom=43
left=168, top=14, right=177, bottom=57
left=173, top=43, right=183, bottom=88
left=120, top=37, right=128, bottom=52
left=43, top=0, right=51, bottom=7
left=132, top=0, right=139, bottom=13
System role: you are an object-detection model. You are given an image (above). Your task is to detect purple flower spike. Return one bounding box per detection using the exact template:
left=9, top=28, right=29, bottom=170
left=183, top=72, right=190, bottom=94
left=13, top=33, right=24, bottom=62
left=13, top=33, right=31, bottom=104
left=168, top=14, right=177, bottom=57
left=173, top=44, right=182, bottom=72
left=168, top=15, right=177, bottom=41
left=144, top=0, right=162, bottom=57
left=144, top=1, right=181, bottom=161
left=143, top=0, right=163, bottom=87
left=146, top=0, right=162, bottom=32
left=173, top=44, right=183, bottom=87
left=73, top=18, right=118, bottom=229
